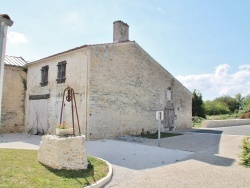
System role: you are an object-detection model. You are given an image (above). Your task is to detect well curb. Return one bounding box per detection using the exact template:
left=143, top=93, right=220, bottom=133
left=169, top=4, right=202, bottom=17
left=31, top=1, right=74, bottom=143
left=85, top=156, right=113, bottom=188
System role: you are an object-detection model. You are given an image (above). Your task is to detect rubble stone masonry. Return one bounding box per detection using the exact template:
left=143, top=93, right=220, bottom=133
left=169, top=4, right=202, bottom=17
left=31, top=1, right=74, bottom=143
left=0, top=65, right=26, bottom=133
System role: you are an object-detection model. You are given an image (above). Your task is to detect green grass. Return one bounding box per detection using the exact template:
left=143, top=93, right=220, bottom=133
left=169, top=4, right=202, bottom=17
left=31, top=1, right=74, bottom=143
left=206, top=114, right=238, bottom=120
left=0, top=149, right=109, bottom=188
left=136, top=131, right=182, bottom=139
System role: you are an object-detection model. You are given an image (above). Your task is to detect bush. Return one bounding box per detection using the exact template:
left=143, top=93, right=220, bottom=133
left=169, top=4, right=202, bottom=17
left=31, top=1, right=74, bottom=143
left=205, top=100, right=230, bottom=115
left=240, top=136, right=250, bottom=167
left=192, top=116, right=204, bottom=127
left=238, top=109, right=250, bottom=119
left=239, top=112, right=250, bottom=119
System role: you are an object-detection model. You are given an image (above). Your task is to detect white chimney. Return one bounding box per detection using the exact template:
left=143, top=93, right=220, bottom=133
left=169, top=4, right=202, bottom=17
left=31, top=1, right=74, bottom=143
left=113, top=20, right=129, bottom=43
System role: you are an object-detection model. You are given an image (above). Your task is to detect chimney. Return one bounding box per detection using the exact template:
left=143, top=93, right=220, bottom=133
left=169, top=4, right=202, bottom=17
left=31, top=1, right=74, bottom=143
left=113, top=20, right=129, bottom=43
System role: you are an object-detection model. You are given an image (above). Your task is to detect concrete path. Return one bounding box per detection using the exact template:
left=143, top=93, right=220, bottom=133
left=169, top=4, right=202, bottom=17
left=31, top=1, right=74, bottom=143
left=1, top=125, right=250, bottom=187
left=86, top=140, right=192, bottom=170
left=112, top=134, right=250, bottom=188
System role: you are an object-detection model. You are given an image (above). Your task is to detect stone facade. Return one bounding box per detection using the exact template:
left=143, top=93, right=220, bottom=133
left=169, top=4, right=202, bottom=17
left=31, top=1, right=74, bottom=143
left=88, top=42, right=191, bottom=139
left=26, top=49, right=88, bottom=135
left=0, top=65, right=26, bottom=133
left=26, top=21, right=192, bottom=140
left=38, top=135, right=88, bottom=170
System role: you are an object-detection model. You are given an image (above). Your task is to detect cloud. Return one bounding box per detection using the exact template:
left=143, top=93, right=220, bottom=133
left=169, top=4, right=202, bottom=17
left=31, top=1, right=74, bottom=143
left=7, top=32, right=28, bottom=44
left=176, top=64, right=250, bottom=100
left=239, top=64, right=250, bottom=70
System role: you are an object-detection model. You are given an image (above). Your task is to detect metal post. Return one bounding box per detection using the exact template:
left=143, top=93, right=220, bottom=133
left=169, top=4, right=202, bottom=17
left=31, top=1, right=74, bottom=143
left=156, top=111, right=164, bottom=147
left=0, top=14, right=13, bottom=127
left=158, top=119, right=161, bottom=147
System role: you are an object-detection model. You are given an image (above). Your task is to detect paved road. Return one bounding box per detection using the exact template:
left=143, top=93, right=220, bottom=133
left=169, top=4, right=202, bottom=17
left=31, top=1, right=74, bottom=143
left=186, top=125, right=250, bottom=136
left=1, top=124, right=250, bottom=188
left=209, top=124, right=250, bottom=135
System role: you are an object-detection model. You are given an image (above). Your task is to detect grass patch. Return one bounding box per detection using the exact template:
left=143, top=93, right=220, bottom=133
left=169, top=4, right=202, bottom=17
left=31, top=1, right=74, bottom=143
left=0, top=148, right=109, bottom=187
left=136, top=131, right=182, bottom=139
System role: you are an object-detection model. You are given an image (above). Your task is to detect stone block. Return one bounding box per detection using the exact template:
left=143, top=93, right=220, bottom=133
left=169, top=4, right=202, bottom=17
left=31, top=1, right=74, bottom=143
left=38, top=135, right=88, bottom=170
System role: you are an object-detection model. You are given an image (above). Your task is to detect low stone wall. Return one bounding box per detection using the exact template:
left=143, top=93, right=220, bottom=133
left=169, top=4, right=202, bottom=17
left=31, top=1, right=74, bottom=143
left=202, top=119, right=250, bottom=128
left=38, top=135, right=88, bottom=170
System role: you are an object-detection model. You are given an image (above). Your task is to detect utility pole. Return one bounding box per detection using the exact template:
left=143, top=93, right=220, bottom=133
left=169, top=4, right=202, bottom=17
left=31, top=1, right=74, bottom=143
left=0, top=14, right=13, bottom=127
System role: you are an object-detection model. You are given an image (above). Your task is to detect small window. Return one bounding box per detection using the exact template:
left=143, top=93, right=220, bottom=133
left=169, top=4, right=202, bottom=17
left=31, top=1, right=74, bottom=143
left=56, top=61, right=67, bottom=84
left=167, top=88, right=172, bottom=101
left=40, top=65, right=49, bottom=86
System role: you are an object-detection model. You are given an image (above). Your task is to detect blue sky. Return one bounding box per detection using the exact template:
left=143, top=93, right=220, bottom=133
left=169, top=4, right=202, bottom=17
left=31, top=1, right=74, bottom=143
left=2, top=0, right=250, bottom=100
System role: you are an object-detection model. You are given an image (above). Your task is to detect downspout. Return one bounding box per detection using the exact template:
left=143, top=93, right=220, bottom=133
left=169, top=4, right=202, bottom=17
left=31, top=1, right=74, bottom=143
left=84, top=51, right=89, bottom=140
left=0, top=14, right=13, bottom=128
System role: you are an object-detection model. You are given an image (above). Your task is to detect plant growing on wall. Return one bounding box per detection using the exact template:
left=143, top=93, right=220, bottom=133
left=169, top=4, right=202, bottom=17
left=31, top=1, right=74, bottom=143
left=20, top=75, right=27, bottom=91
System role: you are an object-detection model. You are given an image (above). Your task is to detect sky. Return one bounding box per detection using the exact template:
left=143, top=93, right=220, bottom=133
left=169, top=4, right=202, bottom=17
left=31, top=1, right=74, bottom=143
left=1, top=0, right=250, bottom=100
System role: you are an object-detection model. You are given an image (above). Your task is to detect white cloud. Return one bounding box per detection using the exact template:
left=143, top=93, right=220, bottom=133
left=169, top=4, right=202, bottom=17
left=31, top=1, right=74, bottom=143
left=176, top=64, right=250, bottom=100
left=7, top=32, right=28, bottom=44
left=239, top=64, right=250, bottom=70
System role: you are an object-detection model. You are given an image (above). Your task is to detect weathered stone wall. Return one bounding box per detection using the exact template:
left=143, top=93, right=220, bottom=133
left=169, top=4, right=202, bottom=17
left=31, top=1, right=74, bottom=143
left=202, top=119, right=250, bottom=128
left=26, top=49, right=88, bottom=134
left=26, top=41, right=191, bottom=139
left=0, top=65, right=26, bottom=133
left=38, top=135, right=88, bottom=170
left=88, top=42, right=192, bottom=139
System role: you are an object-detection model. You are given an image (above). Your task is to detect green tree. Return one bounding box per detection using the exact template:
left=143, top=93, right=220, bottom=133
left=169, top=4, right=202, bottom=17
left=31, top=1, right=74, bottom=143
left=192, top=90, right=206, bottom=118
left=235, top=93, right=245, bottom=110
left=204, top=100, right=230, bottom=115
left=214, top=95, right=239, bottom=113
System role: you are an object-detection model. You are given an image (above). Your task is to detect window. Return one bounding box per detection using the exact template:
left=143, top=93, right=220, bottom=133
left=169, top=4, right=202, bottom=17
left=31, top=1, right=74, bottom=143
left=56, top=61, right=67, bottom=84
left=167, top=88, right=172, bottom=101
left=40, top=65, right=49, bottom=86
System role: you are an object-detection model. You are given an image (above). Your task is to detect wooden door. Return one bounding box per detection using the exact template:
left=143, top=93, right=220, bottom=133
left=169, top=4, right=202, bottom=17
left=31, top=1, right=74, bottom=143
left=29, top=99, right=48, bottom=134
left=163, top=105, right=175, bottom=130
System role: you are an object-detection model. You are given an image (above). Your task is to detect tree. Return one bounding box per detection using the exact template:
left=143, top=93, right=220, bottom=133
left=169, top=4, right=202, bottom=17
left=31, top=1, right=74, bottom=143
left=204, top=100, right=230, bottom=115
left=214, top=95, right=239, bottom=113
left=192, top=90, right=206, bottom=118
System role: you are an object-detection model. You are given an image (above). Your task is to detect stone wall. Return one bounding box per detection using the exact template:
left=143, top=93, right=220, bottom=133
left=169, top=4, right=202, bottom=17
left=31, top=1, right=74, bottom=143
left=202, top=119, right=250, bottom=128
left=38, top=135, right=88, bottom=170
left=0, top=65, right=26, bottom=133
left=26, top=49, right=88, bottom=134
left=26, top=41, right=192, bottom=139
left=88, top=42, right=192, bottom=139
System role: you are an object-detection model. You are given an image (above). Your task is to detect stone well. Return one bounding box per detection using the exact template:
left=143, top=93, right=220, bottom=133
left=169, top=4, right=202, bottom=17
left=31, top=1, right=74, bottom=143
left=38, top=135, right=88, bottom=170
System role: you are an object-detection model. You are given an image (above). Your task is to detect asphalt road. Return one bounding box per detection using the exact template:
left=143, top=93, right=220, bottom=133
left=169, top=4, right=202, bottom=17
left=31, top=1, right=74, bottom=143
left=190, top=125, right=250, bottom=136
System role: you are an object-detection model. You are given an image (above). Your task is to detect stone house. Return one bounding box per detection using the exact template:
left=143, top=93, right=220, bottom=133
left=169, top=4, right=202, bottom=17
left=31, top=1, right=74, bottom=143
left=0, top=55, right=27, bottom=133
left=26, top=21, right=192, bottom=140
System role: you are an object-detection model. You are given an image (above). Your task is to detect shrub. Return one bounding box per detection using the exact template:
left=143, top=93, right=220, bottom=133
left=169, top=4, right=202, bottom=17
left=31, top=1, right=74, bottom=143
left=239, top=112, right=250, bottom=119
left=240, top=136, right=250, bottom=167
left=192, top=116, right=204, bottom=127
left=239, top=109, right=250, bottom=119
left=205, top=100, right=230, bottom=115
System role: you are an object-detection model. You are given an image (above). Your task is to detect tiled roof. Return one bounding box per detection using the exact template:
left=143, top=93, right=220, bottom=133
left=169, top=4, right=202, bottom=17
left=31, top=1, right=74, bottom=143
left=5, top=55, right=27, bottom=66
left=29, top=40, right=134, bottom=65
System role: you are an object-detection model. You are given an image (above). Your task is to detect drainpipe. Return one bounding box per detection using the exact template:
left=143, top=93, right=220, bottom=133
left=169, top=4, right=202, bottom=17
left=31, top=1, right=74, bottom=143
left=0, top=14, right=13, bottom=128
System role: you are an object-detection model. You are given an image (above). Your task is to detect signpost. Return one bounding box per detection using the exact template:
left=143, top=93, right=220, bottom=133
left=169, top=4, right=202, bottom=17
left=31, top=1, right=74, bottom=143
left=156, top=111, right=164, bottom=147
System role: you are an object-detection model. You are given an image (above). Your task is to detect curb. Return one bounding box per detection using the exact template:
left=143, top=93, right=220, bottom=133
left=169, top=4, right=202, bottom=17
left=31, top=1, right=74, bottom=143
left=85, top=157, right=113, bottom=188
